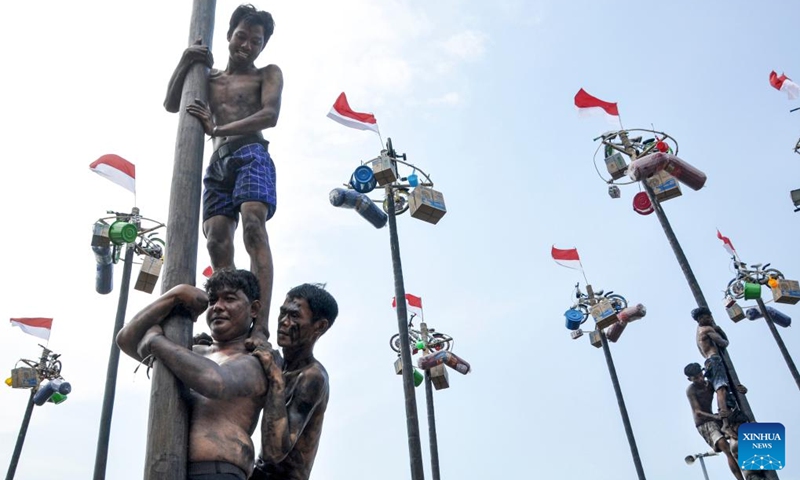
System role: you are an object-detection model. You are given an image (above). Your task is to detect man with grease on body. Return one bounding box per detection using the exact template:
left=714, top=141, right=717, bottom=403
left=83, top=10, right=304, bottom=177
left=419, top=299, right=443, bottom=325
left=164, top=4, right=283, bottom=350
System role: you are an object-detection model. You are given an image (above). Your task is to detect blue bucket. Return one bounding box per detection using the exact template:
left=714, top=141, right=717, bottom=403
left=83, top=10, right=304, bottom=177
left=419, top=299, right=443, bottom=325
left=350, top=165, right=377, bottom=193
left=408, top=172, right=419, bottom=187
left=564, top=309, right=584, bottom=330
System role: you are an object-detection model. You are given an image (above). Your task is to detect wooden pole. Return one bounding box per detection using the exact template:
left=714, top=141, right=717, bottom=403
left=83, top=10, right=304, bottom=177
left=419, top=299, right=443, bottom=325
left=144, top=2, right=215, bottom=479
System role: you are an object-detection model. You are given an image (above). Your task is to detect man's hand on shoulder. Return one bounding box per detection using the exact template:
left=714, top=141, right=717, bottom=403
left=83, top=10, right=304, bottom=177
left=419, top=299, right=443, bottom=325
left=252, top=343, right=284, bottom=384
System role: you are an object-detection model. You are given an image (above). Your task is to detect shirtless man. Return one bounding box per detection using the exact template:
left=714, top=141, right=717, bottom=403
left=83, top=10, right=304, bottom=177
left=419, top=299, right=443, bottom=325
left=164, top=4, right=283, bottom=349
left=249, top=284, right=338, bottom=480
left=685, top=362, right=745, bottom=480
left=692, top=307, right=733, bottom=423
left=117, top=269, right=268, bottom=480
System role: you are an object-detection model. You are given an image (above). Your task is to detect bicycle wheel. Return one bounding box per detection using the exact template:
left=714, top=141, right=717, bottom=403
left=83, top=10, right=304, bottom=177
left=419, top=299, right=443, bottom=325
left=382, top=190, right=410, bottom=216
left=760, top=268, right=784, bottom=285
left=389, top=334, right=402, bottom=353
left=606, top=294, right=628, bottom=312
left=48, top=360, right=62, bottom=378
left=577, top=304, right=591, bottom=324
left=429, top=333, right=453, bottom=352
left=727, top=278, right=745, bottom=299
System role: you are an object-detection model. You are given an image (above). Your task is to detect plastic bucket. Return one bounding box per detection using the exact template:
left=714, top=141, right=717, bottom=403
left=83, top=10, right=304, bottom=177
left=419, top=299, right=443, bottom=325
left=109, top=221, right=137, bottom=245
left=350, top=165, right=377, bottom=193
left=413, top=368, right=424, bottom=387
left=743, top=282, right=761, bottom=300
left=633, top=192, right=654, bottom=215
left=564, top=309, right=584, bottom=330
left=408, top=173, right=419, bottom=187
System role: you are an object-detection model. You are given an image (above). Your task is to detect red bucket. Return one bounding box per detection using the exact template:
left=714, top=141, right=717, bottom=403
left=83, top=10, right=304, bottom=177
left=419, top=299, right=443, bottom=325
left=633, top=192, right=654, bottom=215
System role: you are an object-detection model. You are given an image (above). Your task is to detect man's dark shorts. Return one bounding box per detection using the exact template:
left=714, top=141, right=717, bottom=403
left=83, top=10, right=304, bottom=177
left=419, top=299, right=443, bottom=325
left=203, top=136, right=276, bottom=223
left=188, top=461, right=247, bottom=480
left=704, top=354, right=728, bottom=392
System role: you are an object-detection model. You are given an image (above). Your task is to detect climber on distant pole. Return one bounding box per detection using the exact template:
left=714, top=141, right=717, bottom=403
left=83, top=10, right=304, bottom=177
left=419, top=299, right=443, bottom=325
left=164, top=3, right=283, bottom=347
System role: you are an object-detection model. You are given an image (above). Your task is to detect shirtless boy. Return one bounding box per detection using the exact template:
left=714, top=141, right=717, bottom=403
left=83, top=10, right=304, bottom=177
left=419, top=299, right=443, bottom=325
left=164, top=4, right=283, bottom=349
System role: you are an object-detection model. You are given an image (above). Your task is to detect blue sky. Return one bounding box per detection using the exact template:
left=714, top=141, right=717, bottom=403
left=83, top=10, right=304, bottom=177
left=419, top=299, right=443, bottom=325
left=0, top=1, right=798, bottom=479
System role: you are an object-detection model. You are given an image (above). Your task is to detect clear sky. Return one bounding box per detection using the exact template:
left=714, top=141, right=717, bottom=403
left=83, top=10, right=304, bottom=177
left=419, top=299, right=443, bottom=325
left=1, top=1, right=799, bottom=479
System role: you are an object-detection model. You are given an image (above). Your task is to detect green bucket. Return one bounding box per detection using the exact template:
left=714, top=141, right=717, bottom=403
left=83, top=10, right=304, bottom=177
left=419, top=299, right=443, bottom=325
left=743, top=282, right=761, bottom=300
left=413, top=368, right=424, bottom=387
left=109, top=221, right=137, bottom=245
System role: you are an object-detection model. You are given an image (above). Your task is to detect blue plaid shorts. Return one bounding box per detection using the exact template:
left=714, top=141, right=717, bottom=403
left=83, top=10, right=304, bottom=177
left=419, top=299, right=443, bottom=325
left=203, top=140, right=276, bottom=222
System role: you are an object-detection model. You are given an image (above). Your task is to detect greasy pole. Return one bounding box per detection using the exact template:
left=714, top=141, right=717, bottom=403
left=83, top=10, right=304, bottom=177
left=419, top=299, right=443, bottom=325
left=144, top=2, right=215, bottom=479
left=755, top=297, right=800, bottom=391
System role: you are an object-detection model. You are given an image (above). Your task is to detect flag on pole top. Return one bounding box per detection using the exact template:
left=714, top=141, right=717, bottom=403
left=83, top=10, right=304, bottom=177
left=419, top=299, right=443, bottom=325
left=90, top=154, right=136, bottom=193
left=392, top=293, right=423, bottom=320
left=574, top=88, right=619, bottom=121
left=716, top=230, right=739, bottom=260
left=769, top=71, right=800, bottom=100
left=327, top=92, right=379, bottom=133
left=551, top=246, right=583, bottom=271
left=10, top=317, right=53, bottom=341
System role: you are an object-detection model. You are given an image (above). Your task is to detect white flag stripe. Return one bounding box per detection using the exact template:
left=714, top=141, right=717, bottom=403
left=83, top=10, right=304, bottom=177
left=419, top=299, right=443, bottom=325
left=91, top=163, right=136, bottom=193
left=781, top=79, right=800, bottom=100
left=10, top=321, right=51, bottom=341
left=553, top=259, right=583, bottom=271
left=327, top=109, right=379, bottom=133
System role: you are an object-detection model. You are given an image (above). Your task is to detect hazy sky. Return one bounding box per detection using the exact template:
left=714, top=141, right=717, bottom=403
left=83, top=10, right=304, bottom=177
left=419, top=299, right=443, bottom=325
left=1, top=1, right=798, bottom=479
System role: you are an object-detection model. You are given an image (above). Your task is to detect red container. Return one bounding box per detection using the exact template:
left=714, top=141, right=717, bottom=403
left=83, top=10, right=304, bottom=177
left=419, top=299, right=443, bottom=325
left=628, top=153, right=707, bottom=190
left=617, top=304, right=647, bottom=323
left=606, top=320, right=627, bottom=342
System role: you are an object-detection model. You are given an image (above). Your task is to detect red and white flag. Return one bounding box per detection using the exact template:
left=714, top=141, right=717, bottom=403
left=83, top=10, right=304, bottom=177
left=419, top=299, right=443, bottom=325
left=90, top=154, right=136, bottom=193
left=202, top=266, right=213, bottom=278
left=392, top=293, right=423, bottom=320
left=327, top=92, right=379, bottom=133
left=716, top=230, right=739, bottom=260
left=574, top=88, right=620, bottom=126
left=551, top=245, right=583, bottom=271
left=10, top=317, right=53, bottom=341
left=769, top=71, right=800, bottom=100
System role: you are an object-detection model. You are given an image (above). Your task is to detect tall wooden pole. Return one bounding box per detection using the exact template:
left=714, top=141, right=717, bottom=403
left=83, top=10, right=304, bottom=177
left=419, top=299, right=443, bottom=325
left=386, top=186, right=426, bottom=480
left=144, top=2, right=215, bottom=479
left=5, top=391, right=35, bottom=480
left=755, top=297, right=800, bottom=391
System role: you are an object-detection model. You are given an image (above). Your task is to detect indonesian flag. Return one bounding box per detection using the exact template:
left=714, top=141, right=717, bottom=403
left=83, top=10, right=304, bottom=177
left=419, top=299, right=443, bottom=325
left=769, top=71, right=800, bottom=100
left=392, top=293, right=424, bottom=320
left=716, top=230, right=739, bottom=260
left=10, top=318, right=53, bottom=341
left=574, top=88, right=619, bottom=119
left=202, top=266, right=213, bottom=278
left=327, top=92, right=379, bottom=133
left=90, top=154, right=136, bottom=193
left=551, top=245, right=583, bottom=271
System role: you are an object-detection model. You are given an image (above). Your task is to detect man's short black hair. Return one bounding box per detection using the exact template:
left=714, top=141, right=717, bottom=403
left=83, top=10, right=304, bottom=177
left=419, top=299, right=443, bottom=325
left=287, top=283, right=338, bottom=327
left=691, top=307, right=712, bottom=321
left=684, top=362, right=703, bottom=378
left=205, top=268, right=260, bottom=303
left=228, top=4, right=275, bottom=48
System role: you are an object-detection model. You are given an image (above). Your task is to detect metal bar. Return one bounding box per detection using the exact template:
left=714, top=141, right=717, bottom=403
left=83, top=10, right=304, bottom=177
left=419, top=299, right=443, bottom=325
left=93, top=242, right=135, bottom=479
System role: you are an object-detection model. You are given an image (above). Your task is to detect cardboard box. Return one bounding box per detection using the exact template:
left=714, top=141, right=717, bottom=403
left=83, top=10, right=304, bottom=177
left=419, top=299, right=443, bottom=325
left=394, top=356, right=403, bottom=375
left=570, top=329, right=584, bottom=340
left=409, top=187, right=447, bottom=225
left=11, top=367, right=38, bottom=389
left=589, top=330, right=602, bottom=348
left=430, top=364, right=450, bottom=390
left=646, top=171, right=682, bottom=202
left=591, top=299, right=619, bottom=330
left=605, top=152, right=628, bottom=180
left=772, top=279, right=800, bottom=305
left=134, top=256, right=163, bottom=294
left=372, top=155, right=398, bottom=186
left=726, top=303, right=745, bottom=322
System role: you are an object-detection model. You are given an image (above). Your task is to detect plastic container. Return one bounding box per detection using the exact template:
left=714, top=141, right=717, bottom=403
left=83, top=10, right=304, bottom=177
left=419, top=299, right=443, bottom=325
left=109, top=221, right=137, bottom=245
left=93, top=245, right=114, bottom=294
left=34, top=379, right=71, bottom=406
left=417, top=351, right=471, bottom=375
left=743, top=282, right=761, bottom=300
left=413, top=368, right=424, bottom=387
left=632, top=192, right=654, bottom=215
left=617, top=304, right=647, bottom=323
left=329, top=188, right=388, bottom=229
left=606, top=320, right=627, bottom=342
left=564, top=309, right=584, bottom=330
left=746, top=306, right=791, bottom=328
left=628, top=152, right=707, bottom=190
left=349, top=165, right=377, bottom=193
